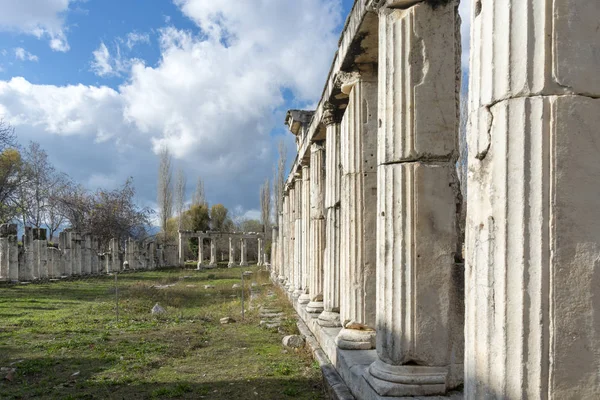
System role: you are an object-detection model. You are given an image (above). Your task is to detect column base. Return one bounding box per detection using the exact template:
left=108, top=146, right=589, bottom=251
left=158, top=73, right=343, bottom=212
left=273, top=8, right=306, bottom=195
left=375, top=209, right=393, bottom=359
left=317, top=310, right=341, bottom=327
left=298, top=293, right=311, bottom=304
left=364, top=359, right=448, bottom=397
left=292, top=289, right=303, bottom=299
left=197, top=262, right=205, bottom=270
left=227, top=262, right=237, bottom=268
left=306, top=301, right=324, bottom=314
left=335, top=328, right=376, bottom=350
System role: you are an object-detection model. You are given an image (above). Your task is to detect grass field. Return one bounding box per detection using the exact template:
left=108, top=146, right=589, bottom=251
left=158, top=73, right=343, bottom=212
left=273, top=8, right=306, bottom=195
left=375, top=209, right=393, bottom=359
left=0, top=266, right=325, bottom=399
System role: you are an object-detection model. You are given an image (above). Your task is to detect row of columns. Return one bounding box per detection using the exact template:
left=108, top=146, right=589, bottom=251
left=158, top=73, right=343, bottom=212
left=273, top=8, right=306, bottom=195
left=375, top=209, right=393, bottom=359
left=191, top=235, right=264, bottom=269
left=271, top=0, right=600, bottom=398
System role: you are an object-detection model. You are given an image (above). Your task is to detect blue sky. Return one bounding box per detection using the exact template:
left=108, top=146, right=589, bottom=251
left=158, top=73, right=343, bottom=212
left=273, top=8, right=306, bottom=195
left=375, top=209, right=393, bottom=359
left=0, top=0, right=468, bottom=222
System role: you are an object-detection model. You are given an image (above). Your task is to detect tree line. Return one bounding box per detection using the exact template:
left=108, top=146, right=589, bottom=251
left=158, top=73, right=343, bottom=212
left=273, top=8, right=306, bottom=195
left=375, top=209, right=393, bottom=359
left=0, top=119, right=151, bottom=248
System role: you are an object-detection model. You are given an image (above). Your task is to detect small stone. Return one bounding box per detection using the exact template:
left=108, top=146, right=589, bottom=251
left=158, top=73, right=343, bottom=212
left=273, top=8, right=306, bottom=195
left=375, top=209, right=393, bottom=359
left=232, top=284, right=241, bottom=289
left=282, top=335, right=305, bottom=349
left=204, top=285, right=215, bottom=289
left=151, top=303, right=166, bottom=314
left=220, top=317, right=235, bottom=324
left=251, top=282, right=258, bottom=287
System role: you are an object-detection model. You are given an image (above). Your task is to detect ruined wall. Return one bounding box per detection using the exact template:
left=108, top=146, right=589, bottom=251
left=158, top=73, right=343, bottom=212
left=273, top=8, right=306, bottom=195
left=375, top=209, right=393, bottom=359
left=0, top=224, right=177, bottom=283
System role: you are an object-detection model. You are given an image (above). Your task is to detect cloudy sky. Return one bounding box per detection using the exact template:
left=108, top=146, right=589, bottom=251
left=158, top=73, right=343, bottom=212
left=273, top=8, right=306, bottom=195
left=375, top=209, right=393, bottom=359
left=0, top=0, right=470, bottom=223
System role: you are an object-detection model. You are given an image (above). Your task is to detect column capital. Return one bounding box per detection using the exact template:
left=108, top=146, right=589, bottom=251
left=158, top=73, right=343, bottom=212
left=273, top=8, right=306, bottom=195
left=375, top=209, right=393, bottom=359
left=334, top=70, right=361, bottom=95
left=321, top=102, right=340, bottom=126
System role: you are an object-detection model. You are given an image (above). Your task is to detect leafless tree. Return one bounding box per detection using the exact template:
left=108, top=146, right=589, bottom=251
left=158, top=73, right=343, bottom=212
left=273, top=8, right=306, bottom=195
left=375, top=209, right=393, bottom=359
left=174, top=168, right=187, bottom=231
left=260, top=177, right=271, bottom=233
left=157, top=146, right=173, bottom=242
left=273, top=139, right=287, bottom=219
left=0, top=118, right=16, bottom=151
left=192, top=176, right=206, bottom=206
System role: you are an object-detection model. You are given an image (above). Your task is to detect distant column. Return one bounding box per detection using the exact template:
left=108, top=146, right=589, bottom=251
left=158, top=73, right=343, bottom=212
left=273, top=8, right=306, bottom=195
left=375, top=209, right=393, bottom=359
left=82, top=234, right=91, bottom=275
left=286, top=185, right=296, bottom=293
left=240, top=238, right=248, bottom=267
left=298, top=162, right=312, bottom=305
left=178, top=231, right=185, bottom=267
left=228, top=237, right=236, bottom=267
left=0, top=225, right=9, bottom=281
left=318, top=102, right=342, bottom=328
left=257, top=238, right=263, bottom=266
left=8, top=233, right=18, bottom=282
left=21, top=227, right=34, bottom=281
left=293, top=173, right=303, bottom=298
left=209, top=239, right=217, bottom=267
left=37, top=229, right=49, bottom=279
left=197, top=236, right=205, bottom=269
left=306, top=142, right=326, bottom=314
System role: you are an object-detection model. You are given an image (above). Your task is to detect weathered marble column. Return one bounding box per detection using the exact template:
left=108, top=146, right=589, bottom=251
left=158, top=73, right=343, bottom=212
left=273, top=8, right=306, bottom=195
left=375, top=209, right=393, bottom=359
left=465, top=1, right=600, bottom=398
left=109, top=238, right=119, bottom=273
left=48, top=247, right=60, bottom=278
left=257, top=238, right=263, bottom=266
left=91, top=238, right=99, bottom=274
left=0, top=236, right=7, bottom=281
left=73, top=233, right=82, bottom=275
left=286, top=185, right=296, bottom=293
left=8, top=234, right=18, bottom=281
left=21, top=227, right=34, bottom=281
left=318, top=103, right=342, bottom=327
left=209, top=239, right=217, bottom=267
left=307, top=142, right=326, bottom=314
left=37, top=229, right=49, bottom=279
left=271, top=226, right=278, bottom=275
left=197, top=236, right=205, bottom=269
left=366, top=1, right=463, bottom=396
left=336, top=71, right=378, bottom=350
left=299, top=163, right=312, bottom=304
left=279, top=199, right=288, bottom=283
left=82, top=235, right=91, bottom=275
left=293, top=173, right=304, bottom=298
left=178, top=231, right=185, bottom=267
left=0, top=224, right=16, bottom=281
left=240, top=238, right=248, bottom=266
left=228, top=237, right=236, bottom=267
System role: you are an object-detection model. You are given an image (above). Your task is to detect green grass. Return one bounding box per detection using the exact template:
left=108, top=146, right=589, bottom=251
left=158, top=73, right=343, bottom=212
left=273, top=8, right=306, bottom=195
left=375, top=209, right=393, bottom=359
left=0, top=266, right=325, bottom=399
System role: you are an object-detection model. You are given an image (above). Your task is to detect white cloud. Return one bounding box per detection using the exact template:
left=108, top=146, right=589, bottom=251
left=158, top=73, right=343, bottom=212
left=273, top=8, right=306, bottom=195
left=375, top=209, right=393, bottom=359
left=0, top=0, right=344, bottom=215
left=14, top=47, right=39, bottom=62
left=0, top=0, right=75, bottom=52
left=125, top=32, right=150, bottom=49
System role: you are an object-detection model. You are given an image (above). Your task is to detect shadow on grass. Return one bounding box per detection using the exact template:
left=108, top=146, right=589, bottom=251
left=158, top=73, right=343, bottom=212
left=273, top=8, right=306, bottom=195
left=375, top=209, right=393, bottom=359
left=0, top=355, right=325, bottom=400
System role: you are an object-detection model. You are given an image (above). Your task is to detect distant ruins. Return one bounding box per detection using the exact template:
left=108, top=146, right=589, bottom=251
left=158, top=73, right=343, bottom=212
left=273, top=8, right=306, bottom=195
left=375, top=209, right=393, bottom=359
left=270, top=0, right=600, bottom=399
left=0, top=224, right=178, bottom=281
left=177, top=230, right=267, bottom=269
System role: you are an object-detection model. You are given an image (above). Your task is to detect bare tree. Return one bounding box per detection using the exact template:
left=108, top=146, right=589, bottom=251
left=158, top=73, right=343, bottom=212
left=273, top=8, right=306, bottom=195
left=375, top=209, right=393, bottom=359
left=19, top=142, right=56, bottom=229
left=0, top=119, right=16, bottom=151
left=273, top=139, right=287, bottom=218
left=192, top=176, right=206, bottom=206
left=174, top=168, right=187, bottom=231
left=157, top=146, right=173, bottom=242
left=260, top=177, right=271, bottom=233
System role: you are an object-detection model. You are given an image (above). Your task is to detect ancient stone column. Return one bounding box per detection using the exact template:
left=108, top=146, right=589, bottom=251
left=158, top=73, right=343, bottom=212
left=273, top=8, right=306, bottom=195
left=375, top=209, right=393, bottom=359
left=465, top=1, right=600, bottom=398
left=21, top=227, right=34, bottom=281
left=239, top=238, right=248, bottom=267
left=257, top=238, right=263, bottom=266
left=197, top=236, right=204, bottom=269
left=32, top=229, right=42, bottom=279
left=286, top=186, right=296, bottom=293
left=91, top=238, right=99, bottom=274
left=8, top=234, right=18, bottom=282
left=307, top=142, right=326, bottom=314
left=37, top=229, right=49, bottom=279
left=277, top=212, right=285, bottom=282
left=318, top=103, right=342, bottom=327
left=82, top=235, right=91, bottom=275
left=271, top=226, right=279, bottom=275
left=72, top=233, right=82, bottom=275
left=0, top=225, right=9, bottom=281
left=108, top=238, right=119, bottom=273
left=299, top=163, right=312, bottom=304
left=209, top=239, right=217, bottom=267
left=336, top=71, right=378, bottom=350
left=365, top=1, right=463, bottom=396
left=293, top=172, right=305, bottom=298
left=178, top=231, right=185, bottom=267
left=228, top=237, right=236, bottom=267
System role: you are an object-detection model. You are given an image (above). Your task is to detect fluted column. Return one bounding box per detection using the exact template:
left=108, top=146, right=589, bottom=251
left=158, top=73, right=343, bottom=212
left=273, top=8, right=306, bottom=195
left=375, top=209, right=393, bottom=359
left=209, top=239, right=217, bottom=267
left=197, top=235, right=205, bottom=269
left=240, top=238, right=248, bottom=266
left=293, top=173, right=304, bottom=298
left=465, top=1, right=600, bottom=399
left=366, top=1, right=463, bottom=397
left=21, top=227, right=34, bottom=281
left=318, top=103, right=342, bottom=327
left=307, top=142, right=326, bottom=314
left=286, top=185, right=296, bottom=293
left=279, top=199, right=287, bottom=283
left=271, top=226, right=278, bottom=276
left=228, top=237, right=236, bottom=267
left=257, top=238, right=263, bottom=266
left=299, top=163, right=312, bottom=304
left=336, top=71, right=378, bottom=350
